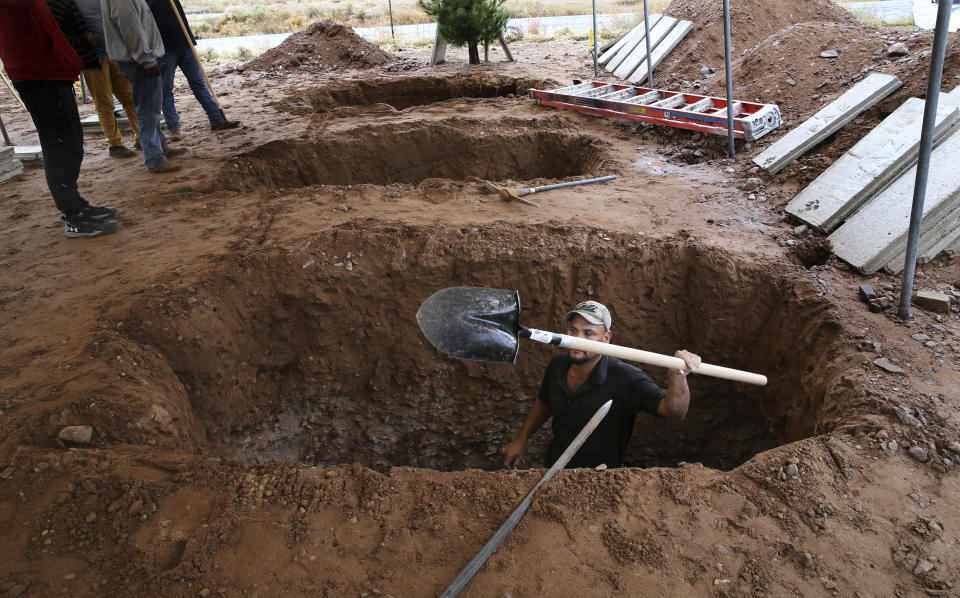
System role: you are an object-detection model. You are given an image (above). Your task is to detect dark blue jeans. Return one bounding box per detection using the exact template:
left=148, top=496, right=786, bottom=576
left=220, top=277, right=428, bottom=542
left=13, top=80, right=89, bottom=219
left=118, top=61, right=167, bottom=170
left=160, top=45, right=225, bottom=130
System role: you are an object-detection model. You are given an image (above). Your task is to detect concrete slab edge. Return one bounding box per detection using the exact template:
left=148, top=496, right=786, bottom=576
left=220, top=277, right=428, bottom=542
left=828, top=123, right=960, bottom=274
left=787, top=95, right=960, bottom=232
left=612, top=16, right=678, bottom=80
left=883, top=203, right=960, bottom=273
left=0, top=164, right=24, bottom=183
left=0, top=158, right=23, bottom=175
left=601, top=15, right=663, bottom=69
left=753, top=73, right=903, bottom=174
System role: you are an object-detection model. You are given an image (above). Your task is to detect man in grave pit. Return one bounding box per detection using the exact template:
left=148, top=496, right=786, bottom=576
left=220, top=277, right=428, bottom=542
left=504, top=300, right=701, bottom=469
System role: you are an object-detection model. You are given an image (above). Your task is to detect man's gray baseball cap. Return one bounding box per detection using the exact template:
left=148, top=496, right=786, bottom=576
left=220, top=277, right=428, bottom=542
left=563, top=300, right=612, bottom=330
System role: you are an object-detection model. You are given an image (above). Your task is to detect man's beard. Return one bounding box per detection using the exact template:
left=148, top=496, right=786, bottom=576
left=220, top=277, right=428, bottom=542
left=569, top=353, right=595, bottom=365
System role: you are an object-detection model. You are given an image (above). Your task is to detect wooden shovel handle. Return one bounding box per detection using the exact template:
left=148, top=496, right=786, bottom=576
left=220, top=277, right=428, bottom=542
left=525, top=329, right=767, bottom=386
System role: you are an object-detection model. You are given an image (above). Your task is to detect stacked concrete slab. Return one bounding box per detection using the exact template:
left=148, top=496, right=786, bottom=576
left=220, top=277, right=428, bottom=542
left=599, top=15, right=693, bottom=84
left=829, top=113, right=960, bottom=274
left=600, top=14, right=662, bottom=70
left=947, top=236, right=960, bottom=258
left=786, top=93, right=960, bottom=232
left=628, top=20, right=694, bottom=85
left=13, top=145, right=42, bottom=165
left=81, top=114, right=133, bottom=133
left=753, top=73, right=903, bottom=174
left=0, top=146, right=24, bottom=184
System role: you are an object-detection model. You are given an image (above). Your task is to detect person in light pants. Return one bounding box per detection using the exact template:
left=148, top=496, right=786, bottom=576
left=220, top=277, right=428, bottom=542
left=74, top=0, right=140, bottom=158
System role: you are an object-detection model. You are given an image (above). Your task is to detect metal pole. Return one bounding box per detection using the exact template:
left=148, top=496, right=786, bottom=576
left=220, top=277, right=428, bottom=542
left=642, top=0, right=652, bottom=87
left=592, top=0, right=598, bottom=77
left=898, top=0, right=952, bottom=320
left=388, top=0, right=395, bottom=40
left=722, top=0, right=735, bottom=157
left=0, top=114, right=11, bottom=146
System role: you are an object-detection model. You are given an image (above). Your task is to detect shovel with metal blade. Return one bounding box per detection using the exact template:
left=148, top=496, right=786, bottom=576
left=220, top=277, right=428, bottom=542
left=416, top=286, right=768, bottom=386
left=482, top=175, right=617, bottom=207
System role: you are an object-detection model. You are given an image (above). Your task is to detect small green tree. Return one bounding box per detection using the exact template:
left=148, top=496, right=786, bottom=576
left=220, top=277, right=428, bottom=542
left=418, top=0, right=509, bottom=64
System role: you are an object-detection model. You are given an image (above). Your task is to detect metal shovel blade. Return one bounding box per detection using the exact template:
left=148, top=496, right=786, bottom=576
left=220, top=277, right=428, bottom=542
left=416, top=286, right=521, bottom=363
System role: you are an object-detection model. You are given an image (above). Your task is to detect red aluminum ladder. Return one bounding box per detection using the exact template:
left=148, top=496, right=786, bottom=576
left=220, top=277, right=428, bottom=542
left=529, top=81, right=782, bottom=142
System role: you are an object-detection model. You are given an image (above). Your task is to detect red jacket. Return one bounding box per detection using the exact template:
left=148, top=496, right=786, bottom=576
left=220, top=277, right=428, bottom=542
left=0, top=0, right=82, bottom=81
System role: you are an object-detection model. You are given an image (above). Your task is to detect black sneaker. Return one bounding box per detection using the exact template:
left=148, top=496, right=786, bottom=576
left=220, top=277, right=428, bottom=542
left=109, top=145, right=136, bottom=158
left=82, top=205, right=119, bottom=220
left=210, top=119, right=241, bottom=130
left=64, top=216, right=118, bottom=238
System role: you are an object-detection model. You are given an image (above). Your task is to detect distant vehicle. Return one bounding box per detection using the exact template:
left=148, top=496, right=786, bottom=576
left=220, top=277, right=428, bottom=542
left=913, top=0, right=960, bottom=31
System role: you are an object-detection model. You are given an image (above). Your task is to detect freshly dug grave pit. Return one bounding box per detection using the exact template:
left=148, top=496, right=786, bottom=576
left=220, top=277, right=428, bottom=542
left=218, top=118, right=611, bottom=190
left=301, top=74, right=559, bottom=112
left=123, top=224, right=858, bottom=473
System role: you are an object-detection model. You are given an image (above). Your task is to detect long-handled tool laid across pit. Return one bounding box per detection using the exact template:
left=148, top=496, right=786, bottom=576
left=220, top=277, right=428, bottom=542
left=417, top=286, right=767, bottom=386
left=483, top=175, right=617, bottom=207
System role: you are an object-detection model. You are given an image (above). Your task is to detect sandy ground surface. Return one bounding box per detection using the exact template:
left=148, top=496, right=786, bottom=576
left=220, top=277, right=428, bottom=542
left=1, top=1, right=960, bottom=596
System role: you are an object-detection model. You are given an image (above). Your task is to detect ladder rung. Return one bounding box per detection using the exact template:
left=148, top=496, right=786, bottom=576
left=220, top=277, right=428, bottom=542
left=599, top=88, right=638, bottom=101
left=579, top=85, right=617, bottom=98
left=684, top=98, right=714, bottom=113
left=652, top=94, right=686, bottom=109
left=554, top=82, right=599, bottom=95
left=711, top=103, right=744, bottom=117
left=625, top=90, right=661, bottom=104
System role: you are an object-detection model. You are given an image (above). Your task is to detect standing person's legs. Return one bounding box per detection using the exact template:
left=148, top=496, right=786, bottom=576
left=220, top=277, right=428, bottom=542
left=13, top=80, right=87, bottom=217
left=159, top=47, right=183, bottom=135
left=82, top=60, right=124, bottom=150
left=107, top=59, right=140, bottom=147
left=12, top=80, right=118, bottom=236
left=118, top=61, right=170, bottom=172
left=176, top=47, right=229, bottom=127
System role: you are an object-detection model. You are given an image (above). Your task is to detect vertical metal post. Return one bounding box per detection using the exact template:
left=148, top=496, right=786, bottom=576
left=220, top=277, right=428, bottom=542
left=722, top=0, right=735, bottom=157
left=388, top=0, right=395, bottom=40
left=898, top=0, right=952, bottom=320
left=0, top=114, right=11, bottom=146
left=592, top=0, right=598, bottom=77
left=642, top=0, right=652, bottom=87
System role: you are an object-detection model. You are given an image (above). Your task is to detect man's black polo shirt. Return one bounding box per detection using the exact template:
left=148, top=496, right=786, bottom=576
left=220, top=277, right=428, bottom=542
left=539, top=354, right=665, bottom=469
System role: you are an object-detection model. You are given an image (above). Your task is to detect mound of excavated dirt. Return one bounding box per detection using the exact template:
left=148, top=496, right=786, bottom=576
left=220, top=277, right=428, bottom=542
left=721, top=21, right=879, bottom=120
left=241, top=20, right=395, bottom=74
left=729, top=29, right=960, bottom=187
left=661, top=0, right=860, bottom=84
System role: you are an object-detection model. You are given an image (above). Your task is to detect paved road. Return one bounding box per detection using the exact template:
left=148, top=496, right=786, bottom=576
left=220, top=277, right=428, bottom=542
left=841, top=0, right=913, bottom=21
left=195, top=12, right=636, bottom=54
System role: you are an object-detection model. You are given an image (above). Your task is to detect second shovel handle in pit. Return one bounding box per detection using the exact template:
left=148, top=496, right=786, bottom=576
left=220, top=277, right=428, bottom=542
left=524, top=328, right=767, bottom=386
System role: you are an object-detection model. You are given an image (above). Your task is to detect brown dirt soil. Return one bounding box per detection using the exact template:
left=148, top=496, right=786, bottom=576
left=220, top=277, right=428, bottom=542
left=241, top=20, right=396, bottom=74
left=1, top=7, right=960, bottom=598
left=662, top=0, right=861, bottom=85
